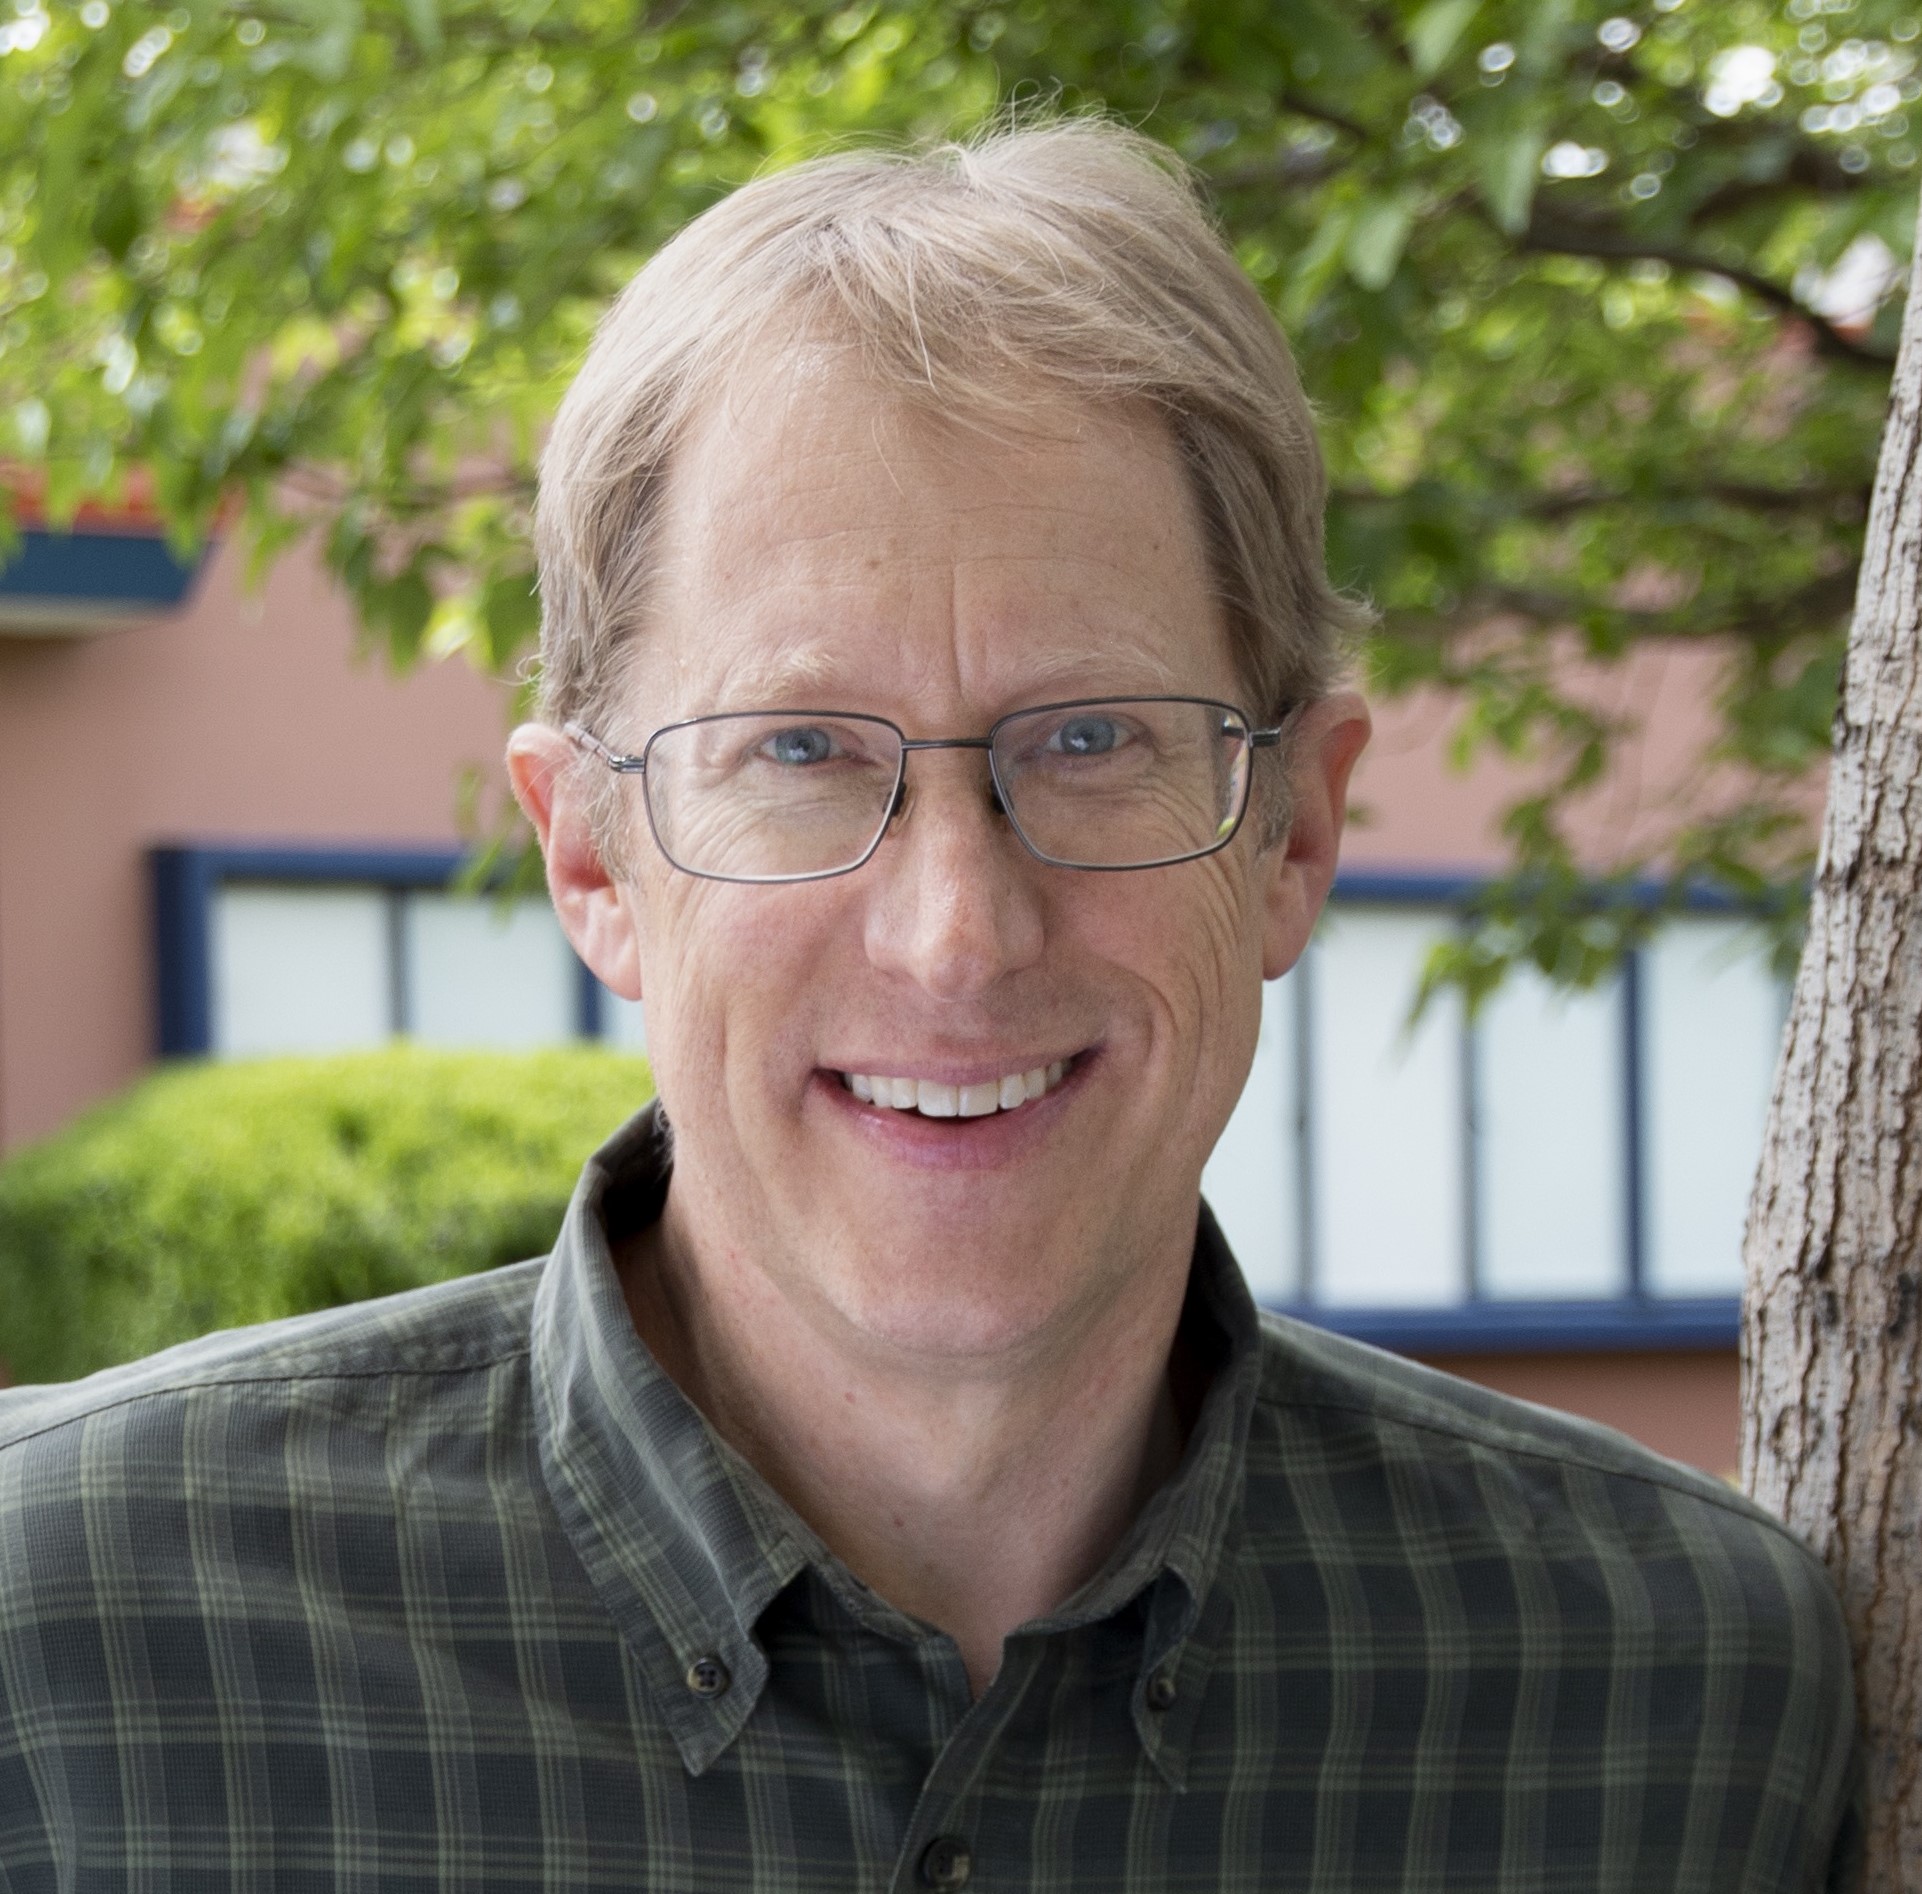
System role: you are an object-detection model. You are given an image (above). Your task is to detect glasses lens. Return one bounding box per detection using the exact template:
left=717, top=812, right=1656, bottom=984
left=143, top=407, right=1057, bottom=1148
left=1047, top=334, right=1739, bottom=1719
left=991, top=699, right=1251, bottom=868
left=644, top=713, right=903, bottom=881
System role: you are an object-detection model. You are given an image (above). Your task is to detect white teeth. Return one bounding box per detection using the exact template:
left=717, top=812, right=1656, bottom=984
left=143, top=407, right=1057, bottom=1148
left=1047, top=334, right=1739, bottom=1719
left=842, top=1058, right=1075, bottom=1118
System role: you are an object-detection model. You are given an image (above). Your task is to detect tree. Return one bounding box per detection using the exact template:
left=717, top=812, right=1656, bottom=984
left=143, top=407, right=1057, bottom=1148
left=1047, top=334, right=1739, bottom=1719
left=1, top=0, right=1915, bottom=951
left=1742, top=185, right=1922, bottom=1891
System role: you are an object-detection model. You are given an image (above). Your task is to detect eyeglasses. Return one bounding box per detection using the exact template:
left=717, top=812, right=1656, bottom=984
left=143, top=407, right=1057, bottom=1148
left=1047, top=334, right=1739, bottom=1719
left=564, top=695, right=1290, bottom=884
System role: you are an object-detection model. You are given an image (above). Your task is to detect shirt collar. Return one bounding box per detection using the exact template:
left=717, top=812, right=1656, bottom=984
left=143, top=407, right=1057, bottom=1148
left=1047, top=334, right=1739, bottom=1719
left=531, top=1101, right=1263, bottom=1783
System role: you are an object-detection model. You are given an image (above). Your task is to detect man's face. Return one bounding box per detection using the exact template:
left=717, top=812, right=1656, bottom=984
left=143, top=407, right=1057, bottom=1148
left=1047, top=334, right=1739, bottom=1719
left=573, top=355, right=1324, bottom=1368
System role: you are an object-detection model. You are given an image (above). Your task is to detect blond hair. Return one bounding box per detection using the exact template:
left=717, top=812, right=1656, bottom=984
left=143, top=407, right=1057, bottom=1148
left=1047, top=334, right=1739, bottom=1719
left=535, top=118, right=1364, bottom=848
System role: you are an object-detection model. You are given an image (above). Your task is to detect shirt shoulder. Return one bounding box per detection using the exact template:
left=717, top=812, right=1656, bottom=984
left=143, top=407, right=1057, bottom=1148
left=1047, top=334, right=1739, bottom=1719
left=0, top=1257, right=544, bottom=1460
left=1253, top=1310, right=1783, bottom=1528
left=1236, top=1314, right=1859, bottom=1887
left=1246, top=1308, right=1848, bottom=1640
left=0, top=1262, right=556, bottom=1875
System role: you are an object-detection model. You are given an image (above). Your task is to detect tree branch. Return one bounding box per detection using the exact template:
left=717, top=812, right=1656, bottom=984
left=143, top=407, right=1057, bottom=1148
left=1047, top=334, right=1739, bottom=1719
left=1211, top=143, right=1346, bottom=194
left=1336, top=481, right=1873, bottom=520
left=1379, top=567, right=1857, bottom=643
left=1684, top=142, right=1867, bottom=228
left=1521, top=214, right=1896, bottom=368
left=1276, top=91, right=1371, bottom=145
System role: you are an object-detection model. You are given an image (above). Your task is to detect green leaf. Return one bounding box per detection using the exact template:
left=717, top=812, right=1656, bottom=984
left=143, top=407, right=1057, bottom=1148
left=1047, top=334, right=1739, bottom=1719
left=277, top=0, right=365, bottom=83
left=1281, top=204, right=1354, bottom=326
left=478, top=573, right=541, bottom=670
left=88, top=177, right=143, bottom=263
left=1514, top=0, right=1577, bottom=78
left=1406, top=0, right=1480, bottom=80
left=1478, top=127, right=1547, bottom=236
left=399, top=0, right=442, bottom=56
left=1345, top=194, right=1418, bottom=291
left=361, top=569, right=434, bottom=667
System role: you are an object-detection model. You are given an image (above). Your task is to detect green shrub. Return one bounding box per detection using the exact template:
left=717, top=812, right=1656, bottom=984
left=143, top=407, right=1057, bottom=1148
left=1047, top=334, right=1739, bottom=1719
left=0, top=1045, right=654, bottom=1385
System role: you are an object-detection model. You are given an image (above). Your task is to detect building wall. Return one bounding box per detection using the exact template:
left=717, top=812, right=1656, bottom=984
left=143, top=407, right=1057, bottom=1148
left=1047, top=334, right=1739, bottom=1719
left=0, top=546, right=1753, bottom=1473
left=0, top=537, right=512, bottom=1152
left=1348, top=639, right=1766, bottom=874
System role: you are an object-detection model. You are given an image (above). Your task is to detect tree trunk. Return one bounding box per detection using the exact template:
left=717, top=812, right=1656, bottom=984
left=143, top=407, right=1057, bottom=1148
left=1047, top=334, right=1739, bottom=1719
left=1743, top=197, right=1922, bottom=1889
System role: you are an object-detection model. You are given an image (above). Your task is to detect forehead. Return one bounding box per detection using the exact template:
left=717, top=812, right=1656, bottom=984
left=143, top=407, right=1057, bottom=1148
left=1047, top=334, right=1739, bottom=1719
left=629, top=347, right=1233, bottom=717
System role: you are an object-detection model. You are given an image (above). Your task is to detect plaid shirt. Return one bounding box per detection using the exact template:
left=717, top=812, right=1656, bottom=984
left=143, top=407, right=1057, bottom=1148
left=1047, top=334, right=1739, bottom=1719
left=0, top=1106, right=1857, bottom=1891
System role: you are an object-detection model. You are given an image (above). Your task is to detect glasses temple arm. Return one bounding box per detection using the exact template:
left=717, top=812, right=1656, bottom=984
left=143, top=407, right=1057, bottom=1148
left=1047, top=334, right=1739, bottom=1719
left=1247, top=699, right=1308, bottom=747
left=564, top=720, right=646, bottom=773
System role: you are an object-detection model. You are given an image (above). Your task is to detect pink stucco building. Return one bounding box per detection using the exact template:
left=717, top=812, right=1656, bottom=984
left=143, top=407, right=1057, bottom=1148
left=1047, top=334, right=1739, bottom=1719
left=0, top=525, right=1775, bottom=1472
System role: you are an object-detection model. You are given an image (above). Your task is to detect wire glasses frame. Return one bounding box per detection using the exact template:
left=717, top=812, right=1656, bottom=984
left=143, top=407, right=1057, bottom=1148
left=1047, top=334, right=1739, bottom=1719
left=564, top=695, right=1291, bottom=885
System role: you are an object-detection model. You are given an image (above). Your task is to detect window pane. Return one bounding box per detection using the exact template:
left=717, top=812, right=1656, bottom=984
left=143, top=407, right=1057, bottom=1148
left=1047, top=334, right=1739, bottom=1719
left=1311, top=909, right=1466, bottom=1307
left=213, top=886, right=390, bottom=1057
left=1640, top=918, right=1785, bottom=1297
left=1477, top=967, right=1628, bottom=1299
left=1203, top=969, right=1300, bottom=1304
left=403, top=894, right=578, bottom=1049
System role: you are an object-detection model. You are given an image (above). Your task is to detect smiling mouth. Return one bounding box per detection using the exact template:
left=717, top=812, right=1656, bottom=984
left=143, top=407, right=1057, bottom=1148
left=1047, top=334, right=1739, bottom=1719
left=839, top=1059, right=1074, bottom=1119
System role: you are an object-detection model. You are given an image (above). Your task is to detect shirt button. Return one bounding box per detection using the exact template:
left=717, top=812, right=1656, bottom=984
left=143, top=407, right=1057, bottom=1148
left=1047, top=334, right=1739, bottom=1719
left=1145, top=1669, right=1178, bottom=1711
left=684, top=1655, right=731, bottom=1698
left=919, top=1835, right=973, bottom=1889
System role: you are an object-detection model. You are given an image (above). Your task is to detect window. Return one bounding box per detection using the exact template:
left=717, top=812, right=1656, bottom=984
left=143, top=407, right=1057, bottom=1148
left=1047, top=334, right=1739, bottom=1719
left=1202, top=888, right=1786, bottom=1349
left=1311, top=904, right=1466, bottom=1308
left=154, top=846, right=603, bottom=1057
left=159, top=849, right=1778, bottom=1352
left=400, top=892, right=580, bottom=1050
left=1639, top=922, right=1785, bottom=1298
left=212, top=885, right=392, bottom=1056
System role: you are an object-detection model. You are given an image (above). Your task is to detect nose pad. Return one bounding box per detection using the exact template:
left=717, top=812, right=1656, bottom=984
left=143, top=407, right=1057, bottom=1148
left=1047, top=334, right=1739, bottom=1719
left=883, top=770, right=1008, bottom=832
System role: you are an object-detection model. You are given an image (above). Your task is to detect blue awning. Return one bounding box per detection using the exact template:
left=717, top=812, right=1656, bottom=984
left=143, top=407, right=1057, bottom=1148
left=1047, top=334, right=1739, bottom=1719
left=0, top=528, right=203, bottom=634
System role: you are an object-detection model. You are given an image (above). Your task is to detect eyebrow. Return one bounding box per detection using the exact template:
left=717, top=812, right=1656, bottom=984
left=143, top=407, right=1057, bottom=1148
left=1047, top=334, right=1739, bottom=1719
left=705, top=643, right=854, bottom=705
left=699, top=640, right=1192, bottom=714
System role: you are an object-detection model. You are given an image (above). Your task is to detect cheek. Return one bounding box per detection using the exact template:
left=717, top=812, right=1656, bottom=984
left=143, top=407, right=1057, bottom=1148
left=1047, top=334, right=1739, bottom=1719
left=1172, top=875, right=1266, bottom=1110
left=1079, top=853, right=1266, bottom=1066
left=632, top=877, right=848, bottom=1094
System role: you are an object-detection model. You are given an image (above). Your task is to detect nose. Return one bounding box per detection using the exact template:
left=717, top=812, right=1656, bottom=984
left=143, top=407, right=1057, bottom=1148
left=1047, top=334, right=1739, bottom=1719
left=862, top=751, right=1046, bottom=1002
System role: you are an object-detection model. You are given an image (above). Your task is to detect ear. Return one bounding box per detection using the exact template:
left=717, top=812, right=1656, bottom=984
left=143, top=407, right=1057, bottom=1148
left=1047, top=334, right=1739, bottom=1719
left=506, top=723, right=645, bottom=1001
left=1258, top=691, right=1372, bottom=981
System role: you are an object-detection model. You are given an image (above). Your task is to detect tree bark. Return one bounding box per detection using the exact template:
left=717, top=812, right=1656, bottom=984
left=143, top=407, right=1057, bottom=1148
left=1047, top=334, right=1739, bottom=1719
left=1743, top=197, right=1922, bottom=1890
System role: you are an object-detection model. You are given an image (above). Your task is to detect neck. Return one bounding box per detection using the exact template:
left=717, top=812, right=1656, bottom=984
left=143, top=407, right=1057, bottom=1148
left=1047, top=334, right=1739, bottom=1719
left=617, top=1198, right=1197, bottom=1698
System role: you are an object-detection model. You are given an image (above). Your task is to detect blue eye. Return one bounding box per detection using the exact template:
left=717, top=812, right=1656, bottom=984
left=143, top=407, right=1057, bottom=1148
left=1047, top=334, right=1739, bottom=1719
left=1051, top=715, right=1121, bottom=757
left=763, top=726, right=834, bottom=766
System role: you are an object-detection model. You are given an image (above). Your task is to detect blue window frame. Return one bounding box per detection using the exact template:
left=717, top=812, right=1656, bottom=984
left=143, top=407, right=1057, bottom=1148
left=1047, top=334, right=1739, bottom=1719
left=151, top=844, right=606, bottom=1056
left=1201, top=873, right=1776, bottom=1354
left=154, top=847, right=1760, bottom=1356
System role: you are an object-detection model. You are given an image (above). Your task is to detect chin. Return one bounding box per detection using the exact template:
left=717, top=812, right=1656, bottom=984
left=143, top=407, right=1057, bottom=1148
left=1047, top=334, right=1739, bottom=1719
left=824, top=1260, right=1088, bottom=1365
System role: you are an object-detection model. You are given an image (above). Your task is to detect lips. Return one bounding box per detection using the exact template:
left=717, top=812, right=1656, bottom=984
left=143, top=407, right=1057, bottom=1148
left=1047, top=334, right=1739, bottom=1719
left=840, top=1060, right=1071, bottom=1119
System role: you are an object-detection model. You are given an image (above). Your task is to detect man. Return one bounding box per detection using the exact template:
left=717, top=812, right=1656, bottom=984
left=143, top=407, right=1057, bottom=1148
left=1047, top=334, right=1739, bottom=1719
left=0, top=122, right=1856, bottom=1890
